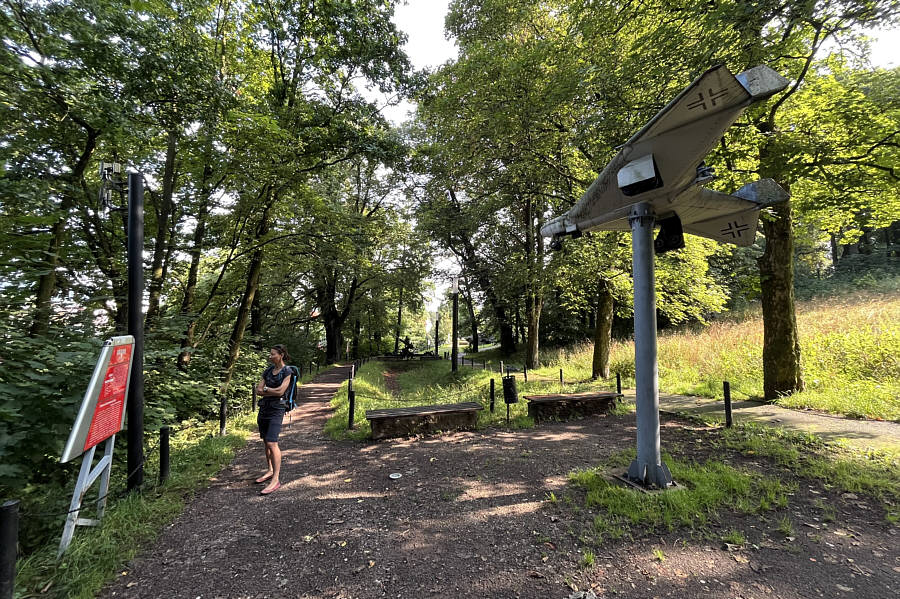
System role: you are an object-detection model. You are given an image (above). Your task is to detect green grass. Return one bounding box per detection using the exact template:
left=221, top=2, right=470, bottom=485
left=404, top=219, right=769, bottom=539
left=15, top=412, right=257, bottom=599
left=471, top=291, right=900, bottom=421
left=568, top=451, right=792, bottom=544
left=325, top=358, right=596, bottom=439
left=714, top=424, right=900, bottom=520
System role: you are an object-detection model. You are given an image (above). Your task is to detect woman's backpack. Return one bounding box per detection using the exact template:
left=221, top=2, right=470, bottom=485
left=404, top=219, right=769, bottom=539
left=279, top=365, right=300, bottom=411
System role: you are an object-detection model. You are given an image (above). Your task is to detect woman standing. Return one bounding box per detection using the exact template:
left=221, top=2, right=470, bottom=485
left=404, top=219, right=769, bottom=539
left=254, top=344, right=292, bottom=495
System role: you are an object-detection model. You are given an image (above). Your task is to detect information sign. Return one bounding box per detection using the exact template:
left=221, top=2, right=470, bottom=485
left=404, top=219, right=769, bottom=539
left=61, top=336, right=135, bottom=463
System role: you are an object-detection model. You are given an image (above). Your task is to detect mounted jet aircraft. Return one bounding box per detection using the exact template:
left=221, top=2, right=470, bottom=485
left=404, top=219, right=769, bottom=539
left=541, top=64, right=790, bottom=251
left=541, top=64, right=790, bottom=489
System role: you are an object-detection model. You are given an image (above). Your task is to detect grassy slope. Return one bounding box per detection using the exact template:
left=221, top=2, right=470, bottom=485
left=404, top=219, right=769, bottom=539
left=470, top=291, right=900, bottom=421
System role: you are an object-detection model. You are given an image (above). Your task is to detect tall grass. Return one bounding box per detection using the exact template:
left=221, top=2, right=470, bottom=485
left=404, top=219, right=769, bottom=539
left=470, top=292, right=900, bottom=421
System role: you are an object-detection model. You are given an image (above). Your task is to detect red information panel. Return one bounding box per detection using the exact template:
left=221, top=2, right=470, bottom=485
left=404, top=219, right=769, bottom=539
left=83, top=344, right=132, bottom=451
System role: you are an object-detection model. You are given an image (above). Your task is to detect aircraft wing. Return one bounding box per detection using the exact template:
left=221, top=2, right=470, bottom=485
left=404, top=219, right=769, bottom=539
left=557, top=179, right=788, bottom=246
left=541, top=65, right=789, bottom=244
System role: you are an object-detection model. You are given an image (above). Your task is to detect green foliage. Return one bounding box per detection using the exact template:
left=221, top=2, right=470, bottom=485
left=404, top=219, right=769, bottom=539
left=14, top=413, right=256, bottom=599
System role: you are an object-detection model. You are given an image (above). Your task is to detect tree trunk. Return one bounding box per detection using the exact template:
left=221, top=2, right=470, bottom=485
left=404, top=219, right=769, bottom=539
left=394, top=286, right=403, bottom=354
left=463, top=284, right=478, bottom=353
left=445, top=189, right=516, bottom=355
left=177, top=168, right=213, bottom=371
left=353, top=318, right=361, bottom=359
left=219, top=204, right=270, bottom=433
left=758, top=201, right=804, bottom=400
left=318, top=273, right=359, bottom=364
left=524, top=198, right=544, bottom=370
left=145, top=130, right=178, bottom=332
left=250, top=285, right=262, bottom=347
left=592, top=281, right=614, bottom=379
left=30, top=130, right=98, bottom=337
left=434, top=315, right=440, bottom=355
left=829, top=233, right=840, bottom=269
left=29, top=195, right=75, bottom=337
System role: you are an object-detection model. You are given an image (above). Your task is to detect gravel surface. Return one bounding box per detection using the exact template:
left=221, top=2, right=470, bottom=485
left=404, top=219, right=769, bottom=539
left=101, top=365, right=899, bottom=599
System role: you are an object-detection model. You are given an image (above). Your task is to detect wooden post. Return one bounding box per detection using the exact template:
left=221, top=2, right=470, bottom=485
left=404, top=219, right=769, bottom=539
left=490, top=378, right=495, bottom=413
left=616, top=372, right=622, bottom=395
left=159, top=427, right=170, bottom=484
left=348, top=379, right=355, bottom=430
left=523, top=365, right=528, bottom=382
left=1, top=500, right=18, bottom=599
left=252, top=385, right=257, bottom=412
left=724, top=381, right=733, bottom=428
left=559, top=368, right=563, bottom=385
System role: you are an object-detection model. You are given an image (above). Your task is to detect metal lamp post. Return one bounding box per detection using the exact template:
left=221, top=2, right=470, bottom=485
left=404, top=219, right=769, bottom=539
left=451, top=277, right=459, bottom=372
left=126, top=172, right=144, bottom=491
left=99, top=163, right=144, bottom=491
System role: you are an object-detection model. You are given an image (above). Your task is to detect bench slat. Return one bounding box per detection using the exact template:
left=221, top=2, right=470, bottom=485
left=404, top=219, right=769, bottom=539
left=523, top=392, right=622, bottom=404
left=365, top=401, right=483, bottom=420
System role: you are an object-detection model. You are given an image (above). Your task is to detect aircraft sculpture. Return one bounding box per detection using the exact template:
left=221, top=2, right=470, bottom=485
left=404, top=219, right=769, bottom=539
left=542, top=64, right=789, bottom=489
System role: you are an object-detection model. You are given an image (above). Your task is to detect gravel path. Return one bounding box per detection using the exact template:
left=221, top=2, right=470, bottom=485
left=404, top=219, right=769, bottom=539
left=100, top=365, right=900, bottom=599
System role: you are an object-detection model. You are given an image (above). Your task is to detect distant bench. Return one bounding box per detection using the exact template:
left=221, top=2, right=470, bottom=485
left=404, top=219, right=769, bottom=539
left=366, top=402, right=483, bottom=440
left=523, top=391, right=622, bottom=422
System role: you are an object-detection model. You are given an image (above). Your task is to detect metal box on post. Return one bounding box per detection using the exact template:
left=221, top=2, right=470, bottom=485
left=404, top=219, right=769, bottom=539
left=502, top=375, right=518, bottom=404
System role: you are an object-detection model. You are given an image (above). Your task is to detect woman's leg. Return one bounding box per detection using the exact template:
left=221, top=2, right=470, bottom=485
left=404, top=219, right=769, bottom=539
left=261, top=441, right=281, bottom=493
left=256, top=415, right=274, bottom=483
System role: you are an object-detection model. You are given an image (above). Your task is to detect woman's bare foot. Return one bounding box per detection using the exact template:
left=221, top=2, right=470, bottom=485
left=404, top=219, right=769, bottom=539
left=260, top=481, right=281, bottom=495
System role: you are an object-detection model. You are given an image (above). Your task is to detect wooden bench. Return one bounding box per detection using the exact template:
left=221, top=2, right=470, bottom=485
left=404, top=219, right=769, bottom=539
left=523, top=392, right=622, bottom=422
left=366, top=401, right=483, bottom=440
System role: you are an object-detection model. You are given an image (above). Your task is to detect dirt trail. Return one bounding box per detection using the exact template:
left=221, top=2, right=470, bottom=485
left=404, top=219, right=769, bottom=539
left=101, top=365, right=899, bottom=599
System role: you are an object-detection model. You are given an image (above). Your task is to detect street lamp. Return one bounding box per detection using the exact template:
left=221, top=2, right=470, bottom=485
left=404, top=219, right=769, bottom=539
left=451, top=276, right=459, bottom=372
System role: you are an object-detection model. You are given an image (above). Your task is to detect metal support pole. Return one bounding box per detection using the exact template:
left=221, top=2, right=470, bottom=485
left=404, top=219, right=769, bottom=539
left=490, top=379, right=495, bottom=413
left=252, top=386, right=257, bottom=412
left=724, top=381, right=733, bottom=428
left=126, top=172, right=144, bottom=491
left=159, top=427, right=170, bottom=484
left=1, top=500, right=18, bottom=599
left=626, top=203, right=673, bottom=489
left=560, top=368, right=564, bottom=385
left=451, top=291, right=458, bottom=372
left=523, top=365, right=527, bottom=382
left=616, top=372, right=622, bottom=395
left=348, top=380, right=355, bottom=430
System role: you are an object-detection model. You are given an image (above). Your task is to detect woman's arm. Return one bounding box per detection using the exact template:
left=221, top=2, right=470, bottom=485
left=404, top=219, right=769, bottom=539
left=269, top=368, right=293, bottom=396
left=255, top=377, right=266, bottom=394
left=259, top=369, right=292, bottom=396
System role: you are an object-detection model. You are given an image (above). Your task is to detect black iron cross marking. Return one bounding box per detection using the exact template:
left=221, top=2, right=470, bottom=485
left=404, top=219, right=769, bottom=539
left=720, top=221, right=750, bottom=238
left=687, top=88, right=730, bottom=111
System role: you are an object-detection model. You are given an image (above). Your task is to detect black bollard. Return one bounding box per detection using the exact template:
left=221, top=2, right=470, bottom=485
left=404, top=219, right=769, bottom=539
left=560, top=368, right=563, bottom=385
left=490, top=378, right=495, bottom=413
left=616, top=372, right=622, bottom=395
left=523, top=365, right=527, bottom=382
left=1, top=500, right=18, bottom=599
left=252, top=386, right=257, bottom=412
left=159, top=427, right=170, bottom=484
left=724, top=381, right=733, bottom=428
left=348, top=380, right=355, bottom=430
